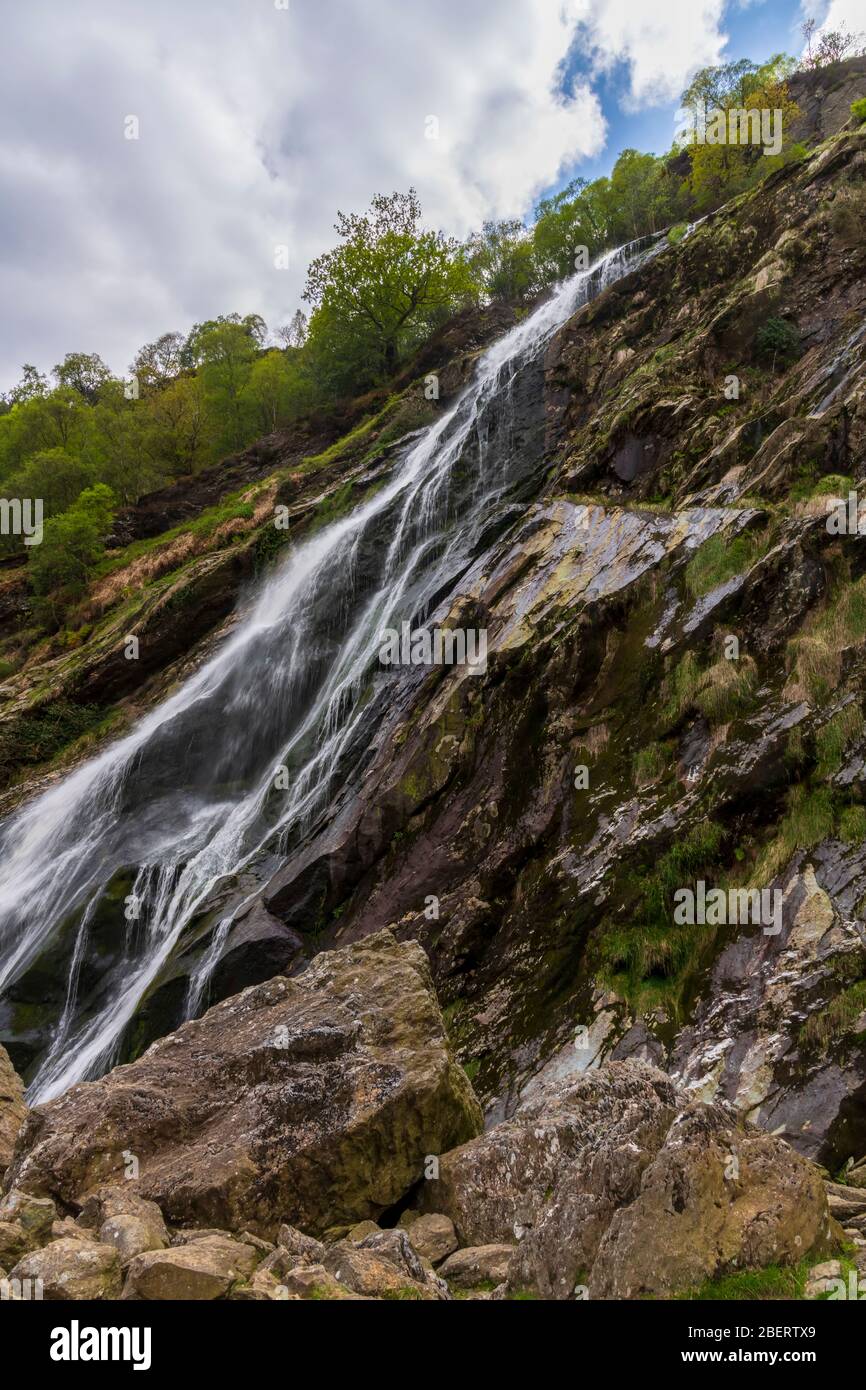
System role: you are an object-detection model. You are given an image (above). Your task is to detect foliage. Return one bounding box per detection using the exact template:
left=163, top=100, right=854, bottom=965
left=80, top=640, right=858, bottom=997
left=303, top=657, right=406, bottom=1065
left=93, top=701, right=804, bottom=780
left=755, top=316, right=801, bottom=363
left=801, top=19, right=866, bottom=70
left=303, top=189, right=474, bottom=384
left=28, top=483, right=116, bottom=620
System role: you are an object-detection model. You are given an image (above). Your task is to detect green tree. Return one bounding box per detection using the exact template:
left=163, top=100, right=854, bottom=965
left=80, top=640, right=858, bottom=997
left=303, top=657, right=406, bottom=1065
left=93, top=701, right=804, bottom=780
left=462, top=219, right=539, bottom=303
left=303, top=189, right=473, bottom=380
left=52, top=352, right=113, bottom=404
left=131, top=331, right=185, bottom=393
left=184, top=319, right=260, bottom=454
left=29, top=483, right=116, bottom=618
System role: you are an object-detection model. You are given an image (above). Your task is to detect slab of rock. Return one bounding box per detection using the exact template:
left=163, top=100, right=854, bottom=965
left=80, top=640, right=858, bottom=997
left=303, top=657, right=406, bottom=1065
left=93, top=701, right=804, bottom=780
left=122, top=1234, right=260, bottom=1300
left=347, top=1220, right=381, bottom=1243
left=402, top=1213, right=458, bottom=1264
left=0, top=1189, right=55, bottom=1245
left=100, top=1214, right=168, bottom=1264
left=438, top=1244, right=515, bottom=1288
left=76, top=1186, right=169, bottom=1264
left=10, top=1237, right=121, bottom=1300
left=424, top=1060, right=838, bottom=1299
left=274, top=1223, right=325, bottom=1264
left=279, top=1263, right=365, bottom=1299
left=6, top=932, right=482, bottom=1238
left=0, top=1220, right=30, bottom=1268
left=0, top=1045, right=26, bottom=1181
left=586, top=1102, right=835, bottom=1300
left=78, top=1186, right=168, bottom=1242
left=421, top=1061, right=680, bottom=1244
left=322, top=1239, right=445, bottom=1299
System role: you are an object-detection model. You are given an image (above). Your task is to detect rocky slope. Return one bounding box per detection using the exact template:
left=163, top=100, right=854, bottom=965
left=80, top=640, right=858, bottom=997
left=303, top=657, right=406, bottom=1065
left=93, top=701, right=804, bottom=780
left=0, top=932, right=852, bottom=1300
left=1, top=82, right=866, bottom=1301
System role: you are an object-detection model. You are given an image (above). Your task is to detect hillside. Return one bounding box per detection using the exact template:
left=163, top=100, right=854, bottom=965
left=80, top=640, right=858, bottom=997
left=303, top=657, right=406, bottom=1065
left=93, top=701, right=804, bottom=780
left=1, top=68, right=866, bottom=1307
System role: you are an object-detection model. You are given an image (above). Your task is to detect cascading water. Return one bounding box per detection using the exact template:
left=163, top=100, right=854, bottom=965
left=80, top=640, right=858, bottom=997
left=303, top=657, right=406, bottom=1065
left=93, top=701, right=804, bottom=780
left=0, top=235, right=663, bottom=1101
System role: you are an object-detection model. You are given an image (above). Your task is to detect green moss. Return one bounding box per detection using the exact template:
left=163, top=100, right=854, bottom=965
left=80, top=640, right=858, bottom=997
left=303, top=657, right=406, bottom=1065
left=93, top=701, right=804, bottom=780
left=599, top=821, right=726, bottom=1000
left=659, top=650, right=703, bottom=727
left=801, top=978, right=866, bottom=1053
left=839, top=803, right=866, bottom=844
left=674, top=1261, right=814, bottom=1301
left=693, top=656, right=758, bottom=724
left=815, top=704, right=864, bottom=780
left=0, top=699, right=106, bottom=779
left=309, top=480, right=357, bottom=532
left=633, top=741, right=668, bottom=786
left=684, top=530, right=768, bottom=600
left=753, top=783, right=836, bottom=885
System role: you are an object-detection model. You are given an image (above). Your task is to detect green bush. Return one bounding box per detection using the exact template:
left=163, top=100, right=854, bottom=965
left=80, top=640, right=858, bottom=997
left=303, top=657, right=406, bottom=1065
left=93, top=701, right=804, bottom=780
left=755, top=317, right=800, bottom=362
left=851, top=97, right=866, bottom=124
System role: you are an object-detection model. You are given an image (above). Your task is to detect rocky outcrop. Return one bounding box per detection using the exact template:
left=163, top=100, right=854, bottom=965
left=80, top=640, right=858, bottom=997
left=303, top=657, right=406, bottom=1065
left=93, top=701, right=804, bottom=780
left=669, top=861, right=866, bottom=1168
left=4, top=932, right=481, bottom=1238
left=423, top=1061, right=835, bottom=1299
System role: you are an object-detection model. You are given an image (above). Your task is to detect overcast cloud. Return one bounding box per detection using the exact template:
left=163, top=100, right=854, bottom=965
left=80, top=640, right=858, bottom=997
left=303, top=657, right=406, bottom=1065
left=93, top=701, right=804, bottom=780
left=1, top=0, right=740, bottom=388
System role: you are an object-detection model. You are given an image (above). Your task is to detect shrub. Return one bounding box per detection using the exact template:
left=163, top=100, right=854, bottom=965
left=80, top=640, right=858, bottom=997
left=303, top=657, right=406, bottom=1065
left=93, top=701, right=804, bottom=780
left=755, top=317, right=800, bottom=363
left=851, top=97, right=866, bottom=124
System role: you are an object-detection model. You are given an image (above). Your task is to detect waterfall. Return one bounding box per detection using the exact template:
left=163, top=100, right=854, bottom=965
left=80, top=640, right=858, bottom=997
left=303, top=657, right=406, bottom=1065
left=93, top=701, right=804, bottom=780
left=0, top=235, right=663, bottom=1102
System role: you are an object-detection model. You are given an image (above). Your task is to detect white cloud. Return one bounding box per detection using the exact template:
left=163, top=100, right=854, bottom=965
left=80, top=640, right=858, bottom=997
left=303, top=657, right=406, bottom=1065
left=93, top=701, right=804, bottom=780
left=0, top=0, right=731, bottom=388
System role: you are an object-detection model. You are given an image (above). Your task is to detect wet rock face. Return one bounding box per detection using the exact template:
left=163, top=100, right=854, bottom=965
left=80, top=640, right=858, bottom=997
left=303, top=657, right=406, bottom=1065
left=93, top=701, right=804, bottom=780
left=669, top=862, right=866, bottom=1168
left=4, top=932, right=482, bottom=1238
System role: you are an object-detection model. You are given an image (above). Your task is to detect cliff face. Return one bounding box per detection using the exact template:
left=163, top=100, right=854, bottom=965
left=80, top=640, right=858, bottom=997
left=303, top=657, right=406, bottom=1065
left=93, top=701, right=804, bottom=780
left=245, top=123, right=866, bottom=1166
left=1, top=110, right=866, bottom=1188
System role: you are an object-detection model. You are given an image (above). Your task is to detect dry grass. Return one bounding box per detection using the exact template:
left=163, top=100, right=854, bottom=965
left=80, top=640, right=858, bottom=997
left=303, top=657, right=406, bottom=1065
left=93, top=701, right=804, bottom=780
left=785, top=577, right=866, bottom=704
left=79, top=485, right=278, bottom=624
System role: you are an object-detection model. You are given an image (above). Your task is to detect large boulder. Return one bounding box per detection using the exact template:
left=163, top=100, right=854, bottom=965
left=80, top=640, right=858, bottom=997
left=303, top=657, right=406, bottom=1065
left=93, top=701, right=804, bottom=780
left=9, top=1237, right=122, bottom=1300
left=0, top=1045, right=26, bottom=1181
left=421, top=1061, right=680, bottom=1245
left=122, top=1235, right=260, bottom=1300
left=5, top=932, right=481, bottom=1238
left=424, top=1060, right=837, bottom=1299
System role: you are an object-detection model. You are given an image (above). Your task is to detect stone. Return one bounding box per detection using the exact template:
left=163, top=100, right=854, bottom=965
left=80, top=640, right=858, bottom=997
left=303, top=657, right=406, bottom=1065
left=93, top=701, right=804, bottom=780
left=438, top=1244, right=515, bottom=1288
left=585, top=1099, right=834, bottom=1300
left=347, top=1220, right=381, bottom=1243
left=275, top=1223, right=325, bottom=1263
left=0, top=1221, right=30, bottom=1268
left=0, top=1189, right=55, bottom=1244
left=100, top=1213, right=169, bottom=1264
left=0, top=1045, right=26, bottom=1180
left=422, top=1061, right=681, bottom=1245
left=321, top=1240, right=445, bottom=1300
left=400, top=1212, right=458, bottom=1263
left=51, top=1217, right=98, bottom=1243
left=79, top=1189, right=170, bottom=1256
left=7, top=932, right=481, bottom=1239
left=230, top=1268, right=297, bottom=1300
left=9, top=1237, right=121, bottom=1300
left=279, top=1264, right=365, bottom=1299
left=122, top=1235, right=260, bottom=1300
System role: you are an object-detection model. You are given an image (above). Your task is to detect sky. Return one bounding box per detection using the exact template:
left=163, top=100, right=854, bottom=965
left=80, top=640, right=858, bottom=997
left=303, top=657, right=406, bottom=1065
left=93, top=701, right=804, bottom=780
left=0, top=0, right=861, bottom=392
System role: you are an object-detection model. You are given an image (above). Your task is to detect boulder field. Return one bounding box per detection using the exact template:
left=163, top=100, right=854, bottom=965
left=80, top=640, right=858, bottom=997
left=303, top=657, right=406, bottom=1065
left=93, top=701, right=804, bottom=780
left=0, top=931, right=854, bottom=1301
